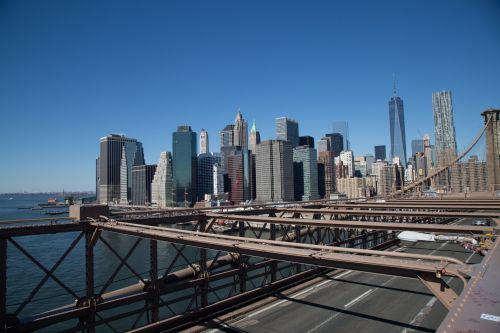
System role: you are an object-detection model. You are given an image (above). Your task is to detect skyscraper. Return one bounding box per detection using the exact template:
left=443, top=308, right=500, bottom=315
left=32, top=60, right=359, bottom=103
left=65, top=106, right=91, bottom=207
left=411, top=139, right=424, bottom=156
left=293, top=146, right=319, bottom=201
left=173, top=126, right=197, bottom=206
left=433, top=91, right=457, bottom=189
left=151, top=152, right=175, bottom=208
left=374, top=145, right=386, bottom=161
left=332, top=121, right=349, bottom=150
left=132, top=164, right=157, bottom=206
left=199, top=129, right=209, bottom=155
left=340, top=150, right=355, bottom=177
left=325, top=133, right=343, bottom=156
left=227, top=149, right=253, bottom=203
left=317, top=151, right=336, bottom=198
left=433, top=91, right=457, bottom=167
left=220, top=124, right=234, bottom=148
left=298, top=136, right=315, bottom=149
left=255, top=140, right=294, bottom=202
left=98, top=134, right=144, bottom=204
left=197, top=153, right=221, bottom=200
left=249, top=120, right=261, bottom=153
left=389, top=86, right=407, bottom=166
left=276, top=117, right=299, bottom=147
left=233, top=110, right=248, bottom=150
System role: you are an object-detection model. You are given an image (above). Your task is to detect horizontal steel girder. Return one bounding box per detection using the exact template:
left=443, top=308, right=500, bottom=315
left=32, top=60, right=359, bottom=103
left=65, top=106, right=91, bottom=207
left=205, top=213, right=495, bottom=234
left=311, top=203, right=500, bottom=211
left=91, top=221, right=470, bottom=281
left=277, top=207, right=500, bottom=218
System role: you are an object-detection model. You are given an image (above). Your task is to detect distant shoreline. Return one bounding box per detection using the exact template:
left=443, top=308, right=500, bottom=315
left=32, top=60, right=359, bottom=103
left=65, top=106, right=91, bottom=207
left=0, top=192, right=95, bottom=196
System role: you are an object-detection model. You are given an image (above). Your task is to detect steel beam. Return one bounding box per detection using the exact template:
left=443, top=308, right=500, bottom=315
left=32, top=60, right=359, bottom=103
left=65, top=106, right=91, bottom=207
left=311, top=204, right=500, bottom=211
left=278, top=207, right=499, bottom=218
left=0, top=217, right=76, bottom=225
left=0, top=223, right=86, bottom=237
left=92, top=222, right=469, bottom=283
left=205, top=213, right=494, bottom=234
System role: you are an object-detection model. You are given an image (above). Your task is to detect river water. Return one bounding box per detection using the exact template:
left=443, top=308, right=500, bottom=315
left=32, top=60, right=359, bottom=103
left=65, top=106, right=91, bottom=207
left=0, top=193, right=223, bottom=331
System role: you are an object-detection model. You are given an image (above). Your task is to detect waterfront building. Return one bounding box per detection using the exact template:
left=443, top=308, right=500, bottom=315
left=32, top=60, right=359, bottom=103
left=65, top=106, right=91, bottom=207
left=220, top=124, right=234, bottom=148
left=340, top=150, right=355, bottom=177
left=293, top=146, right=319, bottom=201
left=132, top=164, right=157, bottom=205
left=325, top=133, right=343, bottom=156
left=197, top=153, right=221, bottom=200
left=451, top=156, right=488, bottom=193
left=298, top=136, right=315, bottom=149
left=151, top=152, right=175, bottom=207
left=255, top=140, right=294, bottom=202
left=199, top=129, right=209, bottom=155
left=249, top=120, right=261, bottom=153
left=120, top=146, right=128, bottom=204
left=96, top=157, right=100, bottom=201
left=374, top=145, right=386, bottom=161
left=98, top=134, right=145, bottom=204
left=389, top=87, right=407, bottom=167
left=276, top=117, right=299, bottom=148
left=433, top=91, right=457, bottom=189
left=332, top=121, right=349, bottom=150
left=173, top=126, right=197, bottom=206
left=233, top=111, right=248, bottom=151
left=317, top=151, right=336, bottom=198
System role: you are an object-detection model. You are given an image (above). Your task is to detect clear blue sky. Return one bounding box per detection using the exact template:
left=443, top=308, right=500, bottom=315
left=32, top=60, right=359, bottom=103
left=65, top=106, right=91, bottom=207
left=1, top=0, right=499, bottom=192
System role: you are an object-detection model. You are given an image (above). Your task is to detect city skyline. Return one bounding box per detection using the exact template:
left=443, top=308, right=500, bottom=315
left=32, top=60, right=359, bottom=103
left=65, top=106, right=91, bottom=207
left=1, top=1, right=500, bottom=192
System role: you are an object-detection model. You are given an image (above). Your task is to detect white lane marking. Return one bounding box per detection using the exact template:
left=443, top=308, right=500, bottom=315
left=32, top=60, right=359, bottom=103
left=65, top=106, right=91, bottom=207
left=401, top=245, right=478, bottom=333
left=247, top=270, right=353, bottom=319
left=343, top=289, right=374, bottom=308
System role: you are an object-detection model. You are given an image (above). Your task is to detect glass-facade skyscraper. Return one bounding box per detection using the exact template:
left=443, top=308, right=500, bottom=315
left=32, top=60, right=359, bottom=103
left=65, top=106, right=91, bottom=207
left=374, top=145, right=386, bottom=161
left=173, top=126, right=197, bottom=206
left=389, top=92, right=407, bottom=166
left=98, top=134, right=144, bottom=204
left=276, top=117, right=299, bottom=148
left=332, top=121, right=349, bottom=150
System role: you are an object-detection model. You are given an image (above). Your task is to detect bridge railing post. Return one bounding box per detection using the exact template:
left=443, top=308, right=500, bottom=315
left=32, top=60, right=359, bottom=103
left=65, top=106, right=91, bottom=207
left=85, top=226, right=96, bottom=333
left=295, top=225, right=302, bottom=273
left=238, top=221, right=247, bottom=292
left=270, top=223, right=277, bottom=282
left=0, top=237, right=6, bottom=333
left=149, top=239, right=159, bottom=322
left=199, top=218, right=208, bottom=307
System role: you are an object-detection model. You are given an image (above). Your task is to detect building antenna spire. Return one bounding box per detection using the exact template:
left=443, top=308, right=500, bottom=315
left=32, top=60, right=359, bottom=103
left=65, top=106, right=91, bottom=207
left=393, top=73, right=397, bottom=95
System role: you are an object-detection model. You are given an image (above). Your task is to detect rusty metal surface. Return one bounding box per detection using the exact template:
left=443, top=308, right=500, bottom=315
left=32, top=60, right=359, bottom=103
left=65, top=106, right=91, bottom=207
left=0, top=217, right=76, bottom=225
left=92, top=221, right=470, bottom=282
left=311, top=203, right=500, bottom=211
left=205, top=213, right=494, bottom=234
left=437, top=218, right=500, bottom=333
left=278, top=207, right=500, bottom=218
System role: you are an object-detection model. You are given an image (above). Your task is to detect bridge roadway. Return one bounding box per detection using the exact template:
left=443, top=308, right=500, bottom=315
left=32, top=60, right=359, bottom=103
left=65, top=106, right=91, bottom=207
left=198, top=219, right=487, bottom=333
